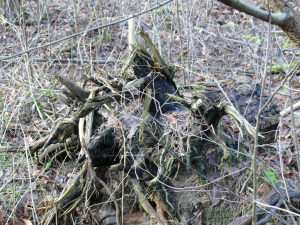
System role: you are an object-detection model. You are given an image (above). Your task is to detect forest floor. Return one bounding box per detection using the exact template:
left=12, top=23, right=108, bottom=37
left=1, top=0, right=300, bottom=224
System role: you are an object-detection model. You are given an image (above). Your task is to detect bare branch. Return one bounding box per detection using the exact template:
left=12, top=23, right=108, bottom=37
left=217, top=0, right=286, bottom=25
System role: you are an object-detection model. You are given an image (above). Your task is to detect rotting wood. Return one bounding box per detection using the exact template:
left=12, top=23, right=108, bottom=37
left=29, top=32, right=281, bottom=224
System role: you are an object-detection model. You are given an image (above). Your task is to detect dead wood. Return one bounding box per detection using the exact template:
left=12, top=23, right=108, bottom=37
left=29, top=32, right=281, bottom=224
left=58, top=74, right=90, bottom=101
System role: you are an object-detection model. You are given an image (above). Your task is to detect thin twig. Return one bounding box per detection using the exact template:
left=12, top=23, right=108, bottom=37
left=252, top=12, right=272, bottom=225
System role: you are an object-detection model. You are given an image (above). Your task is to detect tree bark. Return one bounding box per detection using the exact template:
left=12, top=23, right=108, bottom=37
left=217, top=0, right=300, bottom=48
left=266, top=0, right=300, bottom=48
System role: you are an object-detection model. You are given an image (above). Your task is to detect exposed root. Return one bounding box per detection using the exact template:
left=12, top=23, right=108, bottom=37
left=29, top=31, right=281, bottom=224
left=131, top=178, right=165, bottom=225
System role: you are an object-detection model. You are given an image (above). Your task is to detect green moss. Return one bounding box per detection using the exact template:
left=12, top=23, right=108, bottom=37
left=267, top=65, right=285, bottom=74
left=46, top=161, right=52, bottom=170
left=260, top=169, right=283, bottom=185
left=227, top=21, right=235, bottom=27
left=206, top=207, right=229, bottom=223
left=242, top=35, right=263, bottom=45
left=4, top=188, right=12, bottom=194
left=242, top=35, right=251, bottom=39
left=157, top=7, right=171, bottom=14
left=37, top=102, right=46, bottom=111
left=194, top=85, right=204, bottom=91
left=196, top=23, right=205, bottom=28
left=51, top=77, right=56, bottom=84
left=221, top=210, right=229, bottom=220
left=278, top=87, right=290, bottom=94
left=0, top=152, right=9, bottom=164
left=267, top=60, right=300, bottom=74
left=42, top=90, right=52, bottom=98
left=282, top=39, right=290, bottom=48
left=85, top=66, right=91, bottom=75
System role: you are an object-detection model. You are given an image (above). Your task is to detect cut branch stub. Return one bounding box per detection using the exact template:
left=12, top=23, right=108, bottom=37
left=139, top=30, right=177, bottom=88
left=58, top=74, right=90, bottom=101
left=129, top=34, right=180, bottom=115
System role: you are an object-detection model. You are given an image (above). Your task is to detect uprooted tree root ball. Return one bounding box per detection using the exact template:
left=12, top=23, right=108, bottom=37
left=30, top=32, right=284, bottom=225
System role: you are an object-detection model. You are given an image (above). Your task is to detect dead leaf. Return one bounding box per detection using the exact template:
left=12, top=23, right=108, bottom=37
left=124, top=211, right=149, bottom=225
left=210, top=185, right=222, bottom=206
left=231, top=125, right=239, bottom=132
left=23, top=207, right=29, bottom=218
left=207, top=146, right=223, bottom=166
left=228, top=80, right=234, bottom=85
left=258, top=183, right=270, bottom=196
left=154, top=62, right=162, bottom=72
left=22, top=219, right=33, bottom=225
left=206, top=87, right=218, bottom=91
